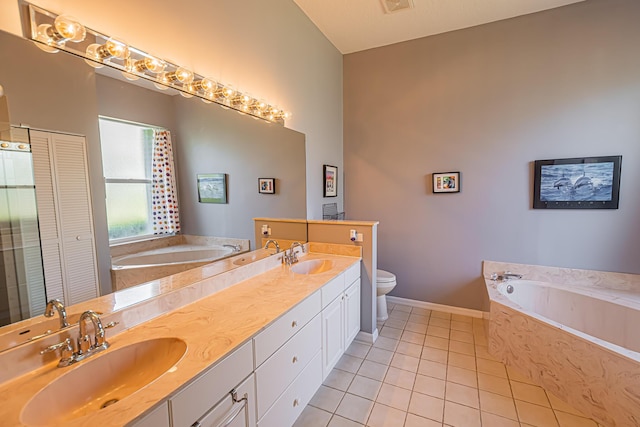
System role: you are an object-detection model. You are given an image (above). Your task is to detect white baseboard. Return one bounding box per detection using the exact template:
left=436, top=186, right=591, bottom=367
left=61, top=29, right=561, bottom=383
left=386, top=296, right=486, bottom=319
left=355, top=328, right=379, bottom=344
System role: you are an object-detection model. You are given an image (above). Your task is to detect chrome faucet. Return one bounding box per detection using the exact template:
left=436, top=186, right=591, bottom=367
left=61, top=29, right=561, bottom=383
left=44, top=299, right=69, bottom=329
left=283, top=242, right=305, bottom=266
left=41, top=310, right=111, bottom=367
left=264, top=239, right=281, bottom=253
left=223, top=244, right=242, bottom=252
left=490, top=271, right=523, bottom=281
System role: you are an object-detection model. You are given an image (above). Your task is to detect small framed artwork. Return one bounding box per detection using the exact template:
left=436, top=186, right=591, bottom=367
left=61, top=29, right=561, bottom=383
left=197, top=173, right=227, bottom=203
left=258, top=178, right=275, bottom=194
left=433, top=172, right=460, bottom=193
left=324, top=164, right=338, bottom=197
left=533, top=155, right=622, bottom=209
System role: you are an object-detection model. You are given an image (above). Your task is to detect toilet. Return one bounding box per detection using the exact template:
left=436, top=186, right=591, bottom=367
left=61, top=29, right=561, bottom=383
left=376, top=269, right=397, bottom=322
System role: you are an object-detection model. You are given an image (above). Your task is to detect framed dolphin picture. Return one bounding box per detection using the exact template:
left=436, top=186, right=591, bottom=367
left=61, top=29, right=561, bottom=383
left=533, top=156, right=622, bottom=209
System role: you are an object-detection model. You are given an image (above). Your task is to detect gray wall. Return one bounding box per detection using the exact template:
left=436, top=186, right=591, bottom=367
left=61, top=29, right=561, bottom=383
left=344, top=0, right=640, bottom=310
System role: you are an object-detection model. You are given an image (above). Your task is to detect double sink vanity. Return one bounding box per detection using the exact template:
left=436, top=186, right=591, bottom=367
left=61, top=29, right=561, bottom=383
left=0, top=242, right=362, bottom=427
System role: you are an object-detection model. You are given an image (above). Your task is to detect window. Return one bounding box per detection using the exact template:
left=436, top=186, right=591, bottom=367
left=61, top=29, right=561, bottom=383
left=99, top=118, right=179, bottom=241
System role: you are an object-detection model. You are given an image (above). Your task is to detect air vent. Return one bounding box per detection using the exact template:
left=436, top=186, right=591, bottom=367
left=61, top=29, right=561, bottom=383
left=380, top=0, right=415, bottom=14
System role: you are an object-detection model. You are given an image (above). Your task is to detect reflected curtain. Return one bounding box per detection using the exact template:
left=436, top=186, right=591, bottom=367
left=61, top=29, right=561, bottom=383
left=151, top=130, right=180, bottom=234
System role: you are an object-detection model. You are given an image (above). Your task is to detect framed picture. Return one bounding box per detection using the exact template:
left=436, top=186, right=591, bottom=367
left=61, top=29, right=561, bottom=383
left=258, top=178, right=275, bottom=194
left=533, top=155, right=622, bottom=209
left=324, top=164, right=338, bottom=197
left=197, top=173, right=227, bottom=203
left=433, top=172, right=460, bottom=193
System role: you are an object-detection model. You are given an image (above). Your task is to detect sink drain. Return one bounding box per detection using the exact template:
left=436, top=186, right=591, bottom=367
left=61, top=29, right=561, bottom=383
left=100, top=399, right=119, bottom=409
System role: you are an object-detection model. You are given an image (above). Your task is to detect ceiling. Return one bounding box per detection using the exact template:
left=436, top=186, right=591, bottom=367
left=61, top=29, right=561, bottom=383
left=293, top=0, right=586, bottom=54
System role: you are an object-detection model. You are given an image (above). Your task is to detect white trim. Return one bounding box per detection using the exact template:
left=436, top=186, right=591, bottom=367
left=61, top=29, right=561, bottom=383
left=355, top=328, right=379, bottom=344
left=386, top=296, right=487, bottom=318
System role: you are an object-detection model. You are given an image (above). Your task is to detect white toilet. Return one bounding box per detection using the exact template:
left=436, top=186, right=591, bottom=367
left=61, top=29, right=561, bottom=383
left=376, top=269, right=397, bottom=322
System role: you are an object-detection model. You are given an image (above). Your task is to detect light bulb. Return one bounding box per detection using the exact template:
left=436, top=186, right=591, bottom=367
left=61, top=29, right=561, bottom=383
left=53, top=15, right=86, bottom=43
left=180, top=83, right=195, bottom=98
left=154, top=72, right=171, bottom=90
left=34, top=25, right=59, bottom=53
left=193, top=78, right=215, bottom=93
left=85, top=38, right=129, bottom=68
left=165, top=67, right=194, bottom=84
left=221, top=86, right=235, bottom=99
left=132, top=55, right=166, bottom=74
left=254, top=100, right=267, bottom=111
left=282, top=111, right=292, bottom=120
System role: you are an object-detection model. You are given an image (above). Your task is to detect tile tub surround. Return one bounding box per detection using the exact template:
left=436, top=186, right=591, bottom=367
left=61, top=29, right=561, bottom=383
left=110, top=235, right=250, bottom=290
left=0, top=247, right=361, bottom=426
left=483, top=261, right=640, bottom=427
left=296, top=303, right=600, bottom=427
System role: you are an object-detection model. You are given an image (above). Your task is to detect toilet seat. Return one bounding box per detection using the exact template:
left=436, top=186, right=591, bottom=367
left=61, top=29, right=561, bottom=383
left=377, top=269, right=396, bottom=283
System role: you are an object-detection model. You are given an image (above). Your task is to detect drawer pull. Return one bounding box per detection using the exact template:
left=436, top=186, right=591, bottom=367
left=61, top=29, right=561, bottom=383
left=291, top=320, right=298, bottom=328
left=292, top=355, right=298, bottom=364
left=211, top=389, right=248, bottom=427
left=293, top=398, right=299, bottom=407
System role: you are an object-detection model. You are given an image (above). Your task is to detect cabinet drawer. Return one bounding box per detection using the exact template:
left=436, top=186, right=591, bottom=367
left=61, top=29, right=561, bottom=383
left=129, top=401, right=169, bottom=427
left=170, top=341, right=253, bottom=427
left=254, top=291, right=321, bottom=367
left=258, top=351, right=322, bottom=427
left=256, top=314, right=321, bottom=418
left=321, top=274, right=345, bottom=308
left=344, top=262, right=360, bottom=288
left=193, top=374, right=256, bottom=427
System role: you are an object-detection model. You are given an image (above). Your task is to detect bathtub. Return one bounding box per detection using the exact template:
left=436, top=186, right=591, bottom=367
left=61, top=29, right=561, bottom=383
left=484, top=263, right=640, bottom=427
left=112, top=245, right=234, bottom=269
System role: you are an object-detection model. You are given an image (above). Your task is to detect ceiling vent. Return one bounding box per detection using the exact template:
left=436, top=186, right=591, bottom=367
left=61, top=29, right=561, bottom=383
left=380, top=0, right=415, bottom=14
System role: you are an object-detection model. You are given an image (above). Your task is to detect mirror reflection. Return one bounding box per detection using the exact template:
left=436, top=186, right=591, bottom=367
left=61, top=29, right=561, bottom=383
left=0, top=28, right=307, bottom=348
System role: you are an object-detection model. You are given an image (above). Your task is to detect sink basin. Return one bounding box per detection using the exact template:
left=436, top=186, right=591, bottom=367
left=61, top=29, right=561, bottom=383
left=21, top=337, right=187, bottom=426
left=290, top=259, right=334, bottom=275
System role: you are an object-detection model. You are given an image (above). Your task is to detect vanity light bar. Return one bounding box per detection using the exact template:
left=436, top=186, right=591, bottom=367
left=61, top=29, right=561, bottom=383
left=25, top=3, right=291, bottom=125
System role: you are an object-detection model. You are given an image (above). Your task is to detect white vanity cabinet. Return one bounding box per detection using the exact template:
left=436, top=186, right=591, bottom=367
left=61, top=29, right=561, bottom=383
left=322, top=263, right=361, bottom=379
left=129, top=402, right=170, bottom=427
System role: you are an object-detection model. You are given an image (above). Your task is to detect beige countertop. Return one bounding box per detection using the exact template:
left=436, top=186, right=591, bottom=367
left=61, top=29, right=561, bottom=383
left=0, top=249, right=360, bottom=426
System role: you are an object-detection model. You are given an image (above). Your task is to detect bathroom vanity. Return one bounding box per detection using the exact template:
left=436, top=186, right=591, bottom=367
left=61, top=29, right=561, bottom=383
left=0, top=244, right=361, bottom=427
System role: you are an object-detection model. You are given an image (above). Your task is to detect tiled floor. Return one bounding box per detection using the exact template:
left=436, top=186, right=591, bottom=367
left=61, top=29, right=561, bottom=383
left=294, top=303, right=603, bottom=427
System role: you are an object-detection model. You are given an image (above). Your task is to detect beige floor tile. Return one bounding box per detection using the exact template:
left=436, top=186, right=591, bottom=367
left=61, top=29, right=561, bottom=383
left=546, top=393, right=587, bottom=417
left=474, top=345, right=498, bottom=361
left=395, top=341, right=423, bottom=358
left=451, top=314, right=474, bottom=324
left=443, top=400, right=481, bottom=427
left=448, top=340, right=475, bottom=356
left=411, top=307, right=431, bottom=316
left=347, top=375, right=382, bottom=401
left=506, top=366, right=536, bottom=385
left=383, top=366, right=416, bottom=390
left=401, top=330, right=426, bottom=345
left=424, top=335, right=450, bottom=351
left=431, top=311, right=452, bottom=320
left=393, top=305, right=412, bottom=313
left=427, top=325, right=450, bottom=339
left=515, top=400, right=559, bottom=427
left=429, top=317, right=452, bottom=329
left=477, top=372, right=512, bottom=397
left=388, top=310, right=410, bottom=321
left=336, top=354, right=364, bottom=374
left=309, top=385, right=346, bottom=413
left=445, top=381, right=479, bottom=409
left=404, top=413, right=442, bottom=427
left=449, top=330, right=474, bottom=344
left=373, top=336, right=399, bottom=352
left=335, top=393, right=374, bottom=424
left=324, top=368, right=356, bottom=392
left=345, top=341, right=371, bottom=359
left=376, top=383, right=412, bottom=411
left=328, top=415, right=364, bottom=427
left=387, top=303, right=396, bottom=311
left=366, top=347, right=395, bottom=366
left=413, top=374, right=446, bottom=399
left=446, top=365, right=478, bottom=388
left=417, top=359, right=447, bottom=380
left=510, top=382, right=550, bottom=407
left=404, top=321, right=428, bottom=334
left=408, top=391, right=444, bottom=422
left=390, top=353, right=420, bottom=373
left=408, top=314, right=430, bottom=325
left=480, top=411, right=520, bottom=427
left=366, top=402, right=407, bottom=427
left=450, top=320, right=473, bottom=332
left=357, top=360, right=388, bottom=382
left=380, top=326, right=403, bottom=340
left=293, top=405, right=333, bottom=427
left=473, top=333, right=488, bottom=347
left=476, top=357, right=508, bottom=378
left=479, top=390, right=518, bottom=420
left=383, top=318, right=407, bottom=330
left=447, top=352, right=476, bottom=371
left=421, top=346, right=448, bottom=364
left=555, top=410, right=599, bottom=427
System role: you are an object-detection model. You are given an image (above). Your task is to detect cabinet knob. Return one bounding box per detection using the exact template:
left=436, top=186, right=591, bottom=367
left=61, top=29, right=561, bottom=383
left=291, top=320, right=298, bottom=328
left=293, top=398, right=299, bottom=407
left=292, top=355, right=298, bottom=364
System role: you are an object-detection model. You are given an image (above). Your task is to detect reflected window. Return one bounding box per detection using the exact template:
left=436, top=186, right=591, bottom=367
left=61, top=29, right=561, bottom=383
left=99, top=118, right=177, bottom=241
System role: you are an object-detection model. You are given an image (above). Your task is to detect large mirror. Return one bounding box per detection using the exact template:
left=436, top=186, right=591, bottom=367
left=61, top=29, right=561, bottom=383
left=0, top=28, right=307, bottom=345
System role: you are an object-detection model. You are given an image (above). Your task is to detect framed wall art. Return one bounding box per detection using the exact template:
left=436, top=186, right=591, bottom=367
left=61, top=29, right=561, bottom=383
left=324, top=164, right=338, bottom=197
left=197, top=173, right=227, bottom=204
left=258, top=178, right=275, bottom=194
left=433, top=172, right=460, bottom=193
left=533, top=155, right=622, bottom=209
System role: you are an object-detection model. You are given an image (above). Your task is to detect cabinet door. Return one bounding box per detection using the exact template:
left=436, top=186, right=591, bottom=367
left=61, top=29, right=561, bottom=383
left=129, top=402, right=170, bottom=427
left=344, top=280, right=361, bottom=348
left=321, top=295, right=344, bottom=380
left=195, top=374, right=256, bottom=427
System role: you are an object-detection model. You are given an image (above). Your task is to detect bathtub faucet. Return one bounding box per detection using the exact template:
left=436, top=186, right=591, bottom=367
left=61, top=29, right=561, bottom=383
left=223, top=244, right=242, bottom=252
left=264, top=240, right=280, bottom=253
left=44, top=299, right=69, bottom=329
left=490, top=271, right=522, bottom=281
